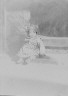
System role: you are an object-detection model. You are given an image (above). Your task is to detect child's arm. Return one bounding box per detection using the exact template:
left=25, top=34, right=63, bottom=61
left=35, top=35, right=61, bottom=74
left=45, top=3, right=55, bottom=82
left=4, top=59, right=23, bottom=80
left=37, top=37, right=46, bottom=55
left=25, top=38, right=30, bottom=41
left=25, top=37, right=30, bottom=41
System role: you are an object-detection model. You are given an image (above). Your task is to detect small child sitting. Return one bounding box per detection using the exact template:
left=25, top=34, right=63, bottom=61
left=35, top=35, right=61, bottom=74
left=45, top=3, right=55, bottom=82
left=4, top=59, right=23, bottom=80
left=17, top=24, right=46, bottom=64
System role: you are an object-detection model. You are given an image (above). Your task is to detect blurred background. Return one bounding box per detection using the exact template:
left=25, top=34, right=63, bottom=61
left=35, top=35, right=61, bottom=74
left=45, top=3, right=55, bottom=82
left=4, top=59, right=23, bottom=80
left=6, top=0, right=68, bottom=37
left=1, top=0, right=68, bottom=57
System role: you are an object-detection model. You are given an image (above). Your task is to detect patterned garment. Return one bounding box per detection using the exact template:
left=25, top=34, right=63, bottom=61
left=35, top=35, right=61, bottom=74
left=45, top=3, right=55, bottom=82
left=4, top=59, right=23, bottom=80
left=18, top=36, right=40, bottom=58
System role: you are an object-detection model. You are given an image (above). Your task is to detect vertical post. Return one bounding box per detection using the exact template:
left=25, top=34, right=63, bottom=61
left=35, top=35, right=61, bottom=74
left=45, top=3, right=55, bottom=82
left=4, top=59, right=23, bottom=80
left=2, top=0, right=8, bottom=53
left=0, top=0, right=4, bottom=53
left=4, top=0, right=8, bottom=53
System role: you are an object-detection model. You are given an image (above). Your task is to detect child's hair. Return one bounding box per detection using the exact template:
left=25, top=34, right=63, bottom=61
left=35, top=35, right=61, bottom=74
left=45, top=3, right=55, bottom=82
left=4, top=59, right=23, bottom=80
left=26, top=28, right=30, bottom=37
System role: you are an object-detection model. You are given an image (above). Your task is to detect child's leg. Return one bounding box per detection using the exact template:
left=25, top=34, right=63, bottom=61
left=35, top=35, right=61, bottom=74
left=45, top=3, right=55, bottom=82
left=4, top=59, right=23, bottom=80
left=17, top=52, right=28, bottom=64
left=26, top=55, right=36, bottom=63
left=17, top=57, right=28, bottom=65
left=17, top=48, right=28, bottom=64
left=17, top=57, right=24, bottom=64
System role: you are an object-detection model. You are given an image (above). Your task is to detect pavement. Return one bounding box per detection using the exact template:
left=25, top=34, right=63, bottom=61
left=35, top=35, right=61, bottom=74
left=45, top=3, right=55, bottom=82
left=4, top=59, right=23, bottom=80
left=0, top=53, right=68, bottom=96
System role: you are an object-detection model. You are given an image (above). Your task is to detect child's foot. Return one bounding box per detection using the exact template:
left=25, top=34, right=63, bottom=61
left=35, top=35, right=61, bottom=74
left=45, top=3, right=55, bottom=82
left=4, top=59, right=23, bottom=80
left=22, top=58, right=28, bottom=65
left=26, top=57, right=36, bottom=63
left=17, top=58, right=24, bottom=64
left=39, top=54, right=45, bottom=58
left=17, top=59, right=27, bottom=65
left=26, top=58, right=31, bottom=64
left=22, top=60, right=28, bottom=65
left=39, top=54, right=50, bottom=59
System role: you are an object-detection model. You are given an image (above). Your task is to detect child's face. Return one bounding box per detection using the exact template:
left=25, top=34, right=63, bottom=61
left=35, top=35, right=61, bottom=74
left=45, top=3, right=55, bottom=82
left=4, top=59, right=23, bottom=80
left=29, top=28, right=36, bottom=37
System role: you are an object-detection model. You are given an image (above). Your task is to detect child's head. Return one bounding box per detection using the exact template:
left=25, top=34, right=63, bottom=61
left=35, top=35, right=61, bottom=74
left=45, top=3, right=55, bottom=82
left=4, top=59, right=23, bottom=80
left=27, top=24, right=38, bottom=37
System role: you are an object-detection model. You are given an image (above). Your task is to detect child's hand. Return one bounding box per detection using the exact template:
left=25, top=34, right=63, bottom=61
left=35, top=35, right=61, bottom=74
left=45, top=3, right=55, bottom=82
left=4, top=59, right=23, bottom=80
left=25, top=38, right=30, bottom=41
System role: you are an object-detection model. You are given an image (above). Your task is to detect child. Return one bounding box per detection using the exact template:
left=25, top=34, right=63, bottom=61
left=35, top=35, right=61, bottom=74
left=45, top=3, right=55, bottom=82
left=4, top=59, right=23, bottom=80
left=17, top=24, right=46, bottom=64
